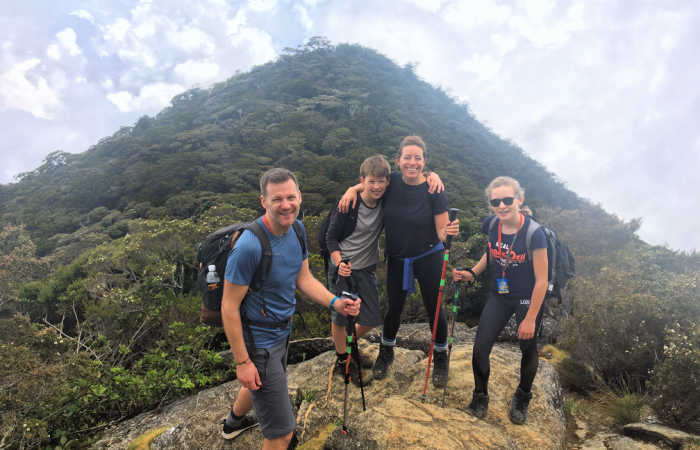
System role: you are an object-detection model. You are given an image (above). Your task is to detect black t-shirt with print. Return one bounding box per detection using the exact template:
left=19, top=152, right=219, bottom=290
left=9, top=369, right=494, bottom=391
left=482, top=215, right=546, bottom=298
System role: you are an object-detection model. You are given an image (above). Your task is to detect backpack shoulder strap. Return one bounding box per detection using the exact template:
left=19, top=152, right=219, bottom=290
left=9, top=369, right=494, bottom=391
left=486, top=216, right=499, bottom=267
left=524, top=217, right=540, bottom=262
left=292, top=220, right=307, bottom=256
left=246, top=220, right=272, bottom=291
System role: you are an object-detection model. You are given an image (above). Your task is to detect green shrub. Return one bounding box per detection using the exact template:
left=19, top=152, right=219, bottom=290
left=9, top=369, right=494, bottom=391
left=558, top=356, right=599, bottom=394
left=604, top=392, right=645, bottom=426
left=650, top=322, right=700, bottom=433
left=561, top=250, right=699, bottom=391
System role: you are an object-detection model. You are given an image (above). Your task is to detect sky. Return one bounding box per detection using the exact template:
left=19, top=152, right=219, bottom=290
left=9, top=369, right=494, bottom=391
left=1, top=0, right=699, bottom=252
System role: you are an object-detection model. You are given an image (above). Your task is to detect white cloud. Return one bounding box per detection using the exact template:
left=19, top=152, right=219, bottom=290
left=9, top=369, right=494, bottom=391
left=459, top=53, right=501, bottom=81
left=46, top=44, right=61, bottom=60
left=167, top=26, right=216, bottom=54
left=0, top=59, right=61, bottom=119
left=56, top=28, right=82, bottom=56
left=101, top=78, right=114, bottom=90
left=173, top=60, right=220, bottom=86
left=247, top=0, right=277, bottom=13
left=490, top=33, right=518, bottom=55
left=404, top=0, right=446, bottom=13
left=229, top=27, right=277, bottom=64
left=106, top=91, right=134, bottom=112
left=70, top=9, right=95, bottom=24
left=104, top=18, right=131, bottom=43
left=117, top=47, right=158, bottom=68
left=441, top=0, right=511, bottom=28
left=294, top=4, right=313, bottom=30
left=226, top=9, right=248, bottom=35
left=106, top=82, right=184, bottom=113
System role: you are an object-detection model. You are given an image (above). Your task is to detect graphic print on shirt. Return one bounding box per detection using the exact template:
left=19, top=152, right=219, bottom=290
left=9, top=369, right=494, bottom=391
left=489, top=240, right=527, bottom=268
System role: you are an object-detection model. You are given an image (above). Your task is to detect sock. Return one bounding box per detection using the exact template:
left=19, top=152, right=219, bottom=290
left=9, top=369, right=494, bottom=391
left=337, top=352, right=348, bottom=361
left=226, top=407, right=244, bottom=425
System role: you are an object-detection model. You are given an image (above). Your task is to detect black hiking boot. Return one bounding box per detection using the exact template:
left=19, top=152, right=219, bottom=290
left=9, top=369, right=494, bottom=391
left=432, top=350, right=449, bottom=388
left=221, top=408, right=258, bottom=440
left=464, top=391, right=489, bottom=419
left=372, top=344, right=394, bottom=380
left=509, top=387, right=533, bottom=425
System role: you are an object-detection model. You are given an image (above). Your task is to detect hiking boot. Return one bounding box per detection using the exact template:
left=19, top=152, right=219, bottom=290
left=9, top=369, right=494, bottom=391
left=464, top=391, right=489, bottom=419
left=509, top=387, right=533, bottom=425
left=432, top=350, right=449, bottom=388
left=221, top=409, right=258, bottom=440
left=372, top=344, right=394, bottom=380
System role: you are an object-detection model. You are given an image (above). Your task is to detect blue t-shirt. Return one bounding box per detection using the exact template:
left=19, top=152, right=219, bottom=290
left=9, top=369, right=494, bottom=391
left=383, top=172, right=449, bottom=258
left=482, top=215, right=546, bottom=298
left=225, top=217, right=308, bottom=348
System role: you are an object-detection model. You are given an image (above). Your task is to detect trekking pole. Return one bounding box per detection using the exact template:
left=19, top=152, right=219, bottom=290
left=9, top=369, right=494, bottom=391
left=441, top=278, right=461, bottom=407
left=341, top=314, right=355, bottom=435
left=339, top=262, right=365, bottom=436
left=422, top=208, right=459, bottom=402
left=352, top=319, right=366, bottom=411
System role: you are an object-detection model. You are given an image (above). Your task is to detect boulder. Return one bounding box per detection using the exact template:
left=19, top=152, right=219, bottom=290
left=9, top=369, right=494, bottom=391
left=579, top=432, right=663, bottom=450
left=92, top=323, right=567, bottom=449
left=623, top=423, right=700, bottom=448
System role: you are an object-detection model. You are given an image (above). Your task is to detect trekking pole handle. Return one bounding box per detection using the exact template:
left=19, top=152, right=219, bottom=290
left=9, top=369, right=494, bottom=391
left=445, top=208, right=460, bottom=249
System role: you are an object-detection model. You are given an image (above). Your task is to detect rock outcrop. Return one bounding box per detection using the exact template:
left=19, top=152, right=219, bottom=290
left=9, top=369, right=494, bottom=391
left=92, top=323, right=567, bottom=449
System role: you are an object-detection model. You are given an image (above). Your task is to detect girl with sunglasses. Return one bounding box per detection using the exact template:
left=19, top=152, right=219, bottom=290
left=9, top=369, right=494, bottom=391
left=453, top=176, right=548, bottom=425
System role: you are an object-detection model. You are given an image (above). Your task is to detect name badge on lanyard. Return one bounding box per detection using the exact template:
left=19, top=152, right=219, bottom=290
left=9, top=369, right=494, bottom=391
left=496, top=278, right=510, bottom=294
left=495, top=214, right=524, bottom=296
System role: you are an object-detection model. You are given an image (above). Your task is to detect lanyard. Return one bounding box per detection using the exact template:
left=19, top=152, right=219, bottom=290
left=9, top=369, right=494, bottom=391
left=497, top=213, right=524, bottom=278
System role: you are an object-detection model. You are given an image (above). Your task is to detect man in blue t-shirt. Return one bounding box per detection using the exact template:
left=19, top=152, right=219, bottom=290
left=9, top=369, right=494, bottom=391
left=220, top=168, right=361, bottom=448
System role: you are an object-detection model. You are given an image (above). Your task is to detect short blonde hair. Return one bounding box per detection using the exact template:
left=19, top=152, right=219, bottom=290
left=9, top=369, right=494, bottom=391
left=359, top=155, right=391, bottom=180
left=485, top=176, right=525, bottom=207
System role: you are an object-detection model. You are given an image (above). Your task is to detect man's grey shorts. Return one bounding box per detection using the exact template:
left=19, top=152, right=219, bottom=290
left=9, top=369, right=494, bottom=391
left=328, top=263, right=383, bottom=328
left=248, top=338, right=295, bottom=439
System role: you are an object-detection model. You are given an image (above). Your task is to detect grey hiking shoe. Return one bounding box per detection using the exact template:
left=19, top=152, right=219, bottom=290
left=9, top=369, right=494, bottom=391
left=432, top=350, right=449, bottom=388
left=372, top=344, right=394, bottom=380
left=221, top=409, right=258, bottom=440
left=509, top=387, right=532, bottom=425
left=464, top=391, right=489, bottom=419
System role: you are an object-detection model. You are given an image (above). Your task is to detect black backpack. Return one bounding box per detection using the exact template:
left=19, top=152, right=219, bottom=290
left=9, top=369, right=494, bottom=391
left=487, top=216, right=575, bottom=299
left=197, top=220, right=306, bottom=327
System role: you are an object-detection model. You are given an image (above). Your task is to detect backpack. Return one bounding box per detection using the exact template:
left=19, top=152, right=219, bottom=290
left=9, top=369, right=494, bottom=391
left=196, top=220, right=306, bottom=327
left=487, top=216, right=575, bottom=299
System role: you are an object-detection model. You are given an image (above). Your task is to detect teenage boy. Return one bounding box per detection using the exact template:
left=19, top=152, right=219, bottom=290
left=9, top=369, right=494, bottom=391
left=220, top=168, right=361, bottom=449
left=326, top=155, right=390, bottom=379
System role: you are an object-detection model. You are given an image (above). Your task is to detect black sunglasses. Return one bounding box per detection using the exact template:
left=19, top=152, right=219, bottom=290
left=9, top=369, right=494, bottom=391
left=489, top=197, right=515, bottom=207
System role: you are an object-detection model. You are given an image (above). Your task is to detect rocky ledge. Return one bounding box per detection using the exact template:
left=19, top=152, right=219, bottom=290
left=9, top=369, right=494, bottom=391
left=92, top=323, right=568, bottom=449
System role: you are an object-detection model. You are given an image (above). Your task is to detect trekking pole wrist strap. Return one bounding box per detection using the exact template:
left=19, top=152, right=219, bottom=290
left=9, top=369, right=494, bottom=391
left=466, top=268, right=476, bottom=278
left=329, top=296, right=339, bottom=311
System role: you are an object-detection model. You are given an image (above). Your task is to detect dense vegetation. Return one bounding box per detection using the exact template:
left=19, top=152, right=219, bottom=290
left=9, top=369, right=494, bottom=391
left=0, top=39, right=697, bottom=447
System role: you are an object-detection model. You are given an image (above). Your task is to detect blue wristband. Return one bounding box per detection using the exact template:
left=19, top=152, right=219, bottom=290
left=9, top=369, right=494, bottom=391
left=329, top=296, right=339, bottom=311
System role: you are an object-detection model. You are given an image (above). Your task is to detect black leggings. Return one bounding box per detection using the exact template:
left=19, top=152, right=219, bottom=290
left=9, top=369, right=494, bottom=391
left=383, top=251, right=447, bottom=345
left=472, top=293, right=544, bottom=394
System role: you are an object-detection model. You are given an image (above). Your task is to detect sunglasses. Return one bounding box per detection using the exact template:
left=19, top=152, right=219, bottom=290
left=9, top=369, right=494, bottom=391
left=489, top=197, right=515, bottom=207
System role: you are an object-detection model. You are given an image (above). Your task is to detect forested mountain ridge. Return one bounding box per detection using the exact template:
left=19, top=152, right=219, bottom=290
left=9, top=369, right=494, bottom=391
left=1, top=40, right=697, bottom=448
left=0, top=40, right=580, bottom=256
